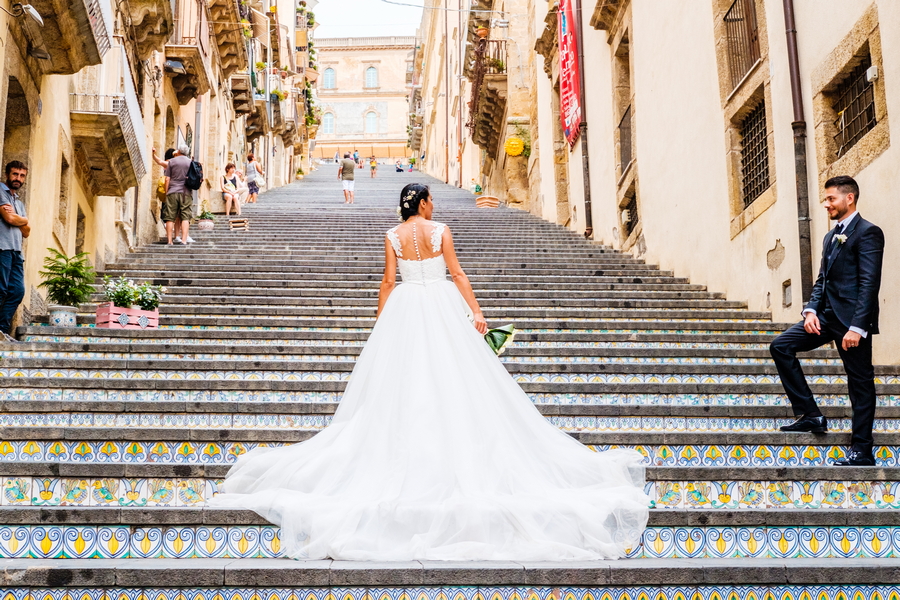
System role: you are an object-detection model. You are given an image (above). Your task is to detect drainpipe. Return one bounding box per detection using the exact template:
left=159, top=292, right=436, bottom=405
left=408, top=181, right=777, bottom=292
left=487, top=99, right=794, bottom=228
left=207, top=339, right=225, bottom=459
left=443, top=0, right=450, bottom=184
left=782, top=0, right=813, bottom=302
left=574, top=0, right=593, bottom=238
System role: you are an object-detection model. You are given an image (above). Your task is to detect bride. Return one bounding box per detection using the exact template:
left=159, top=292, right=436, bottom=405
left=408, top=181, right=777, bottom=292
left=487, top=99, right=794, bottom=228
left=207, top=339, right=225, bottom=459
left=212, top=183, right=650, bottom=561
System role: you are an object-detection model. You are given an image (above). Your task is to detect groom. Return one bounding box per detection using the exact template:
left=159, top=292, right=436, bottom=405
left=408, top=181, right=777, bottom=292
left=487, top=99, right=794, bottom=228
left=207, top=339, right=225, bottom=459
left=770, top=175, right=884, bottom=466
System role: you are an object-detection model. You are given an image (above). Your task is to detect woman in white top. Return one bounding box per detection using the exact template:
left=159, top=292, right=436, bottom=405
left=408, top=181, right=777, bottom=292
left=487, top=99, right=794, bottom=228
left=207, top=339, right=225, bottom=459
left=245, top=153, right=265, bottom=204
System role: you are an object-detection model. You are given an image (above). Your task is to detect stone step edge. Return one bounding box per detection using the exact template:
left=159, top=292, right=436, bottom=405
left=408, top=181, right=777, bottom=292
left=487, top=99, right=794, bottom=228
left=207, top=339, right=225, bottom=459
left=1, top=463, right=896, bottom=480
left=0, top=427, right=892, bottom=444
left=1, top=401, right=885, bottom=419
left=3, top=378, right=895, bottom=395
left=0, top=507, right=897, bottom=528
left=2, top=557, right=899, bottom=587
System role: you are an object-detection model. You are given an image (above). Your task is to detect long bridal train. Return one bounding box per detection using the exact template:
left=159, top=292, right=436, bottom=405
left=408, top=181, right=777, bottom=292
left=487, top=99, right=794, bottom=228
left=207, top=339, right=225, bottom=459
left=212, top=221, right=649, bottom=561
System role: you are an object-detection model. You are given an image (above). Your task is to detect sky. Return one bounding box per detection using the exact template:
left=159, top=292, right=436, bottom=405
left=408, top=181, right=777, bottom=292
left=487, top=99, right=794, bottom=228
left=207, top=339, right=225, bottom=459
left=313, top=0, right=425, bottom=38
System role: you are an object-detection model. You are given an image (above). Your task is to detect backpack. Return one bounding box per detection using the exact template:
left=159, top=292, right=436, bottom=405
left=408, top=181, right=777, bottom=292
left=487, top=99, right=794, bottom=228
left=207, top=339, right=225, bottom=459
left=185, top=160, right=203, bottom=190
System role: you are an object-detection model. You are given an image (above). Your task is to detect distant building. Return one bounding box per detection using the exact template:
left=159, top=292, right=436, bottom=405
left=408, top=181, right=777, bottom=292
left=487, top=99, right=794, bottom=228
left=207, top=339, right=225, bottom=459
left=313, top=37, right=415, bottom=159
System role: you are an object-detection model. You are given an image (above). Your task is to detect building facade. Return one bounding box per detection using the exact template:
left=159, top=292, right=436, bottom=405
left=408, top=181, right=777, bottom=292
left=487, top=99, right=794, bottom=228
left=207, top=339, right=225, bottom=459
left=313, top=36, right=415, bottom=160
left=413, top=0, right=900, bottom=363
left=0, top=0, right=320, bottom=331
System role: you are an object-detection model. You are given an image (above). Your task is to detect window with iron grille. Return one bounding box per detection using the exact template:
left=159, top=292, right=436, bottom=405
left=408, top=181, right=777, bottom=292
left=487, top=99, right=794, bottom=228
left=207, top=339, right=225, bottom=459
left=739, top=100, right=769, bottom=207
left=833, top=55, right=876, bottom=158
left=621, top=194, right=639, bottom=239
left=724, top=0, right=761, bottom=90
left=618, top=105, right=632, bottom=173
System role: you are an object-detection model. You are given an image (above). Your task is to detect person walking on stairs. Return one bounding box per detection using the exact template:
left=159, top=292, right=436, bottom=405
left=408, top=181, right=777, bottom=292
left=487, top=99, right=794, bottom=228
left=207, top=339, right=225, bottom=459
left=0, top=161, right=29, bottom=343
left=153, top=145, right=194, bottom=245
left=770, top=175, right=884, bottom=466
left=245, top=153, right=265, bottom=204
left=338, top=152, right=356, bottom=204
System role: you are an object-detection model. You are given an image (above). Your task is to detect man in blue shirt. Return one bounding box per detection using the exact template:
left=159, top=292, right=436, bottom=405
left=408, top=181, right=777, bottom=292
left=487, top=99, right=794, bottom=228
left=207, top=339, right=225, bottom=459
left=0, top=160, right=30, bottom=342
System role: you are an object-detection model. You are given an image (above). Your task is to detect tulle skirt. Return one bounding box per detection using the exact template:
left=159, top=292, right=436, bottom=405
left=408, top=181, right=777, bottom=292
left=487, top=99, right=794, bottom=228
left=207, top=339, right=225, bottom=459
left=212, top=280, right=650, bottom=560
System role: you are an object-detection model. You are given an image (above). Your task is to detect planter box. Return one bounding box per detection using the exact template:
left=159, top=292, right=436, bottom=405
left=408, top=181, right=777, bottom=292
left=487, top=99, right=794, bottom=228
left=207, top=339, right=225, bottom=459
left=95, top=302, right=159, bottom=329
left=475, top=195, right=500, bottom=208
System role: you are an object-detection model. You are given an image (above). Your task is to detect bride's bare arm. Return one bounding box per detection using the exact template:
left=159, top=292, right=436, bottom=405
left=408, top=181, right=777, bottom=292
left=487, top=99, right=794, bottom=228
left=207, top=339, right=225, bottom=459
left=377, top=237, right=397, bottom=318
left=442, top=228, right=488, bottom=334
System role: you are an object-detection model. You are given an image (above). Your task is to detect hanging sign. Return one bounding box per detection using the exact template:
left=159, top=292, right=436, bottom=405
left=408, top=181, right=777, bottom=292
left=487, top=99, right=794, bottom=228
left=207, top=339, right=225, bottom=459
left=557, top=0, right=582, bottom=146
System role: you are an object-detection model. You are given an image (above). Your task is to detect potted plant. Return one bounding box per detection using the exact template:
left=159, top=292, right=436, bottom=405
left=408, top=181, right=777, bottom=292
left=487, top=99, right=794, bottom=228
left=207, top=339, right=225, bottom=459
left=96, top=277, right=164, bottom=329
left=296, top=166, right=304, bottom=180
left=197, top=210, right=215, bottom=230
left=38, top=249, right=96, bottom=328
left=476, top=26, right=489, bottom=38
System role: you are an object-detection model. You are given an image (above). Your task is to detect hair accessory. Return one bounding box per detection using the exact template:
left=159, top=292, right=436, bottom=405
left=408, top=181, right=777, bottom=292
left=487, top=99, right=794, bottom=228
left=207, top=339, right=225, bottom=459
left=403, top=201, right=409, bottom=208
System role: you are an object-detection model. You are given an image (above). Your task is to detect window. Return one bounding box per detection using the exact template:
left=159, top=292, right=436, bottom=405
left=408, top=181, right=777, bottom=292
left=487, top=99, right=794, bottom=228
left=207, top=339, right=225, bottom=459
left=618, top=105, right=632, bottom=173
left=322, top=112, right=334, bottom=134
left=724, top=0, right=760, bottom=89
left=365, top=66, right=378, bottom=88
left=365, top=111, right=377, bottom=133
left=323, top=68, right=336, bottom=89
left=833, top=55, right=876, bottom=158
left=739, top=100, right=770, bottom=207
left=620, top=191, right=639, bottom=240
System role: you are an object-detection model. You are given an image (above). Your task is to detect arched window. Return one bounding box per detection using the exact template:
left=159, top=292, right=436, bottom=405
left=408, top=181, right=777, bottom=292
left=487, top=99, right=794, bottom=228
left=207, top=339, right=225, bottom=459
left=323, top=68, right=336, bottom=89
left=365, top=111, right=377, bottom=133
left=365, top=66, right=378, bottom=88
left=322, top=112, right=335, bottom=134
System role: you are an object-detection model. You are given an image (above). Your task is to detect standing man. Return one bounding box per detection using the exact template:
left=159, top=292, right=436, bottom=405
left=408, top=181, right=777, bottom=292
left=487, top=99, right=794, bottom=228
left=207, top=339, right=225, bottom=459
left=770, top=176, right=884, bottom=466
left=153, top=144, right=193, bottom=245
left=338, top=152, right=356, bottom=204
left=0, top=161, right=30, bottom=343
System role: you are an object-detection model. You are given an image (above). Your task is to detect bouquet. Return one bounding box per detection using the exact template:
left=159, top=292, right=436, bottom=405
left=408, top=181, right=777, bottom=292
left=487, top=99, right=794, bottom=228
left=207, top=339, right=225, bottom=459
left=484, top=324, right=515, bottom=355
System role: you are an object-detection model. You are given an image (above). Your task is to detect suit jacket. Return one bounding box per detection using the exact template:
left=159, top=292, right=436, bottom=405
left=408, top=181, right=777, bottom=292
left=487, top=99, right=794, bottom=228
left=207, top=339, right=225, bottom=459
left=804, top=214, right=884, bottom=334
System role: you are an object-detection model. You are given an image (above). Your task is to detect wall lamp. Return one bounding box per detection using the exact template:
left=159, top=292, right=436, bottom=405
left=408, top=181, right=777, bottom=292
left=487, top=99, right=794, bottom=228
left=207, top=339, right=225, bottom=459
left=0, top=3, right=49, bottom=60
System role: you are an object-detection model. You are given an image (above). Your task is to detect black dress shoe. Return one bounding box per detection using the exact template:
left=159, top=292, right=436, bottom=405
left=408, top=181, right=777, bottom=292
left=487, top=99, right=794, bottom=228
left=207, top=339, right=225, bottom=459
left=779, top=415, right=828, bottom=433
left=833, top=450, right=876, bottom=466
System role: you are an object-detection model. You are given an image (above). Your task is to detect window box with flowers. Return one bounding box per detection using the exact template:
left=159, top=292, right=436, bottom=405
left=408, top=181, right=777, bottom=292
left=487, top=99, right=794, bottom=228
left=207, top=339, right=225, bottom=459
left=95, top=277, right=166, bottom=329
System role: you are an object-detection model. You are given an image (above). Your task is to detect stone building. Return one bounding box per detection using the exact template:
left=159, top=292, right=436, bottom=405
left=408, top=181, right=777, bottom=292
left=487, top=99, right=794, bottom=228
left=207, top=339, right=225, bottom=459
left=414, top=0, right=900, bottom=362
left=0, top=0, right=319, bottom=330
left=313, top=36, right=415, bottom=160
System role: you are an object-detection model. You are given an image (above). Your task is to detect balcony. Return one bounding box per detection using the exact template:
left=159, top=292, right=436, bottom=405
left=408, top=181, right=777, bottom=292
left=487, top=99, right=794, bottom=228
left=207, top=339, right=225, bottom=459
left=165, top=0, right=212, bottom=104
left=230, top=73, right=253, bottom=114
left=128, top=0, right=174, bottom=59
left=28, top=0, right=111, bottom=73
left=245, top=105, right=269, bottom=141
left=208, top=0, right=248, bottom=77
left=466, top=39, right=507, bottom=154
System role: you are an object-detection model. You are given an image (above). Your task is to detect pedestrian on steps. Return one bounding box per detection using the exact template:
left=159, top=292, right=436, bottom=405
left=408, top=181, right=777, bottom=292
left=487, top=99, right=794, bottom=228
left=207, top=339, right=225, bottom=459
left=245, top=153, right=265, bottom=204
left=152, top=144, right=194, bottom=246
left=370, top=156, right=378, bottom=178
left=0, top=161, right=29, bottom=343
left=222, top=163, right=242, bottom=217
left=338, top=152, right=356, bottom=204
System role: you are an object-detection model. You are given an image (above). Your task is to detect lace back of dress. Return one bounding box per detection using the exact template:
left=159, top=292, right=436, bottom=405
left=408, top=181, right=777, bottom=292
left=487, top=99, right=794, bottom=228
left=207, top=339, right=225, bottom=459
left=387, top=221, right=447, bottom=285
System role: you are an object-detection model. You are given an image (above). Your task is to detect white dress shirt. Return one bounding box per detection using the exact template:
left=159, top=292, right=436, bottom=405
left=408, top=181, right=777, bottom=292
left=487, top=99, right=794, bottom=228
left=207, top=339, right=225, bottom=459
left=803, top=211, right=866, bottom=337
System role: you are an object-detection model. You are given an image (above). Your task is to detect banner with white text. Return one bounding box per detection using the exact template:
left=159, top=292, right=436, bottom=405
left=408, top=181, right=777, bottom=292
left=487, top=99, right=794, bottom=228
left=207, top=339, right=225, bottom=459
left=557, top=0, right=583, bottom=147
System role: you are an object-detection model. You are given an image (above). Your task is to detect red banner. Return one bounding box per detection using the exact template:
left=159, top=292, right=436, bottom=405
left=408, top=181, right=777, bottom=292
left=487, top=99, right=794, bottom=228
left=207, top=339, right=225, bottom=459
left=557, top=0, right=582, bottom=146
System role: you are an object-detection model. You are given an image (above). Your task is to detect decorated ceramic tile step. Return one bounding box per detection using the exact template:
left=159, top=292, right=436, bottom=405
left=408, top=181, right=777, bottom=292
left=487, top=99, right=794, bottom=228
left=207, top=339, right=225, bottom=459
left=0, top=440, right=896, bottom=466
left=0, top=412, right=897, bottom=434
left=3, top=476, right=899, bottom=510
left=1, top=523, right=899, bottom=559
left=7, top=587, right=900, bottom=600
left=6, top=388, right=895, bottom=408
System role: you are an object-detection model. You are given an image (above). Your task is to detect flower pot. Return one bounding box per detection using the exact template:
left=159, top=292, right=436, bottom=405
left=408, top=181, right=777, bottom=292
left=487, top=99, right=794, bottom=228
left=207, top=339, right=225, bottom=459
left=296, top=174, right=304, bottom=180
left=476, top=27, right=489, bottom=38
left=95, top=302, right=159, bottom=329
left=48, top=305, right=78, bottom=328
left=198, top=219, right=215, bottom=230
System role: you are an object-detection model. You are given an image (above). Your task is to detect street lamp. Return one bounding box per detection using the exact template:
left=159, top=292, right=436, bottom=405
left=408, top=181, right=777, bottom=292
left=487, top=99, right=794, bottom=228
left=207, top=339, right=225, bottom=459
left=0, top=3, right=49, bottom=60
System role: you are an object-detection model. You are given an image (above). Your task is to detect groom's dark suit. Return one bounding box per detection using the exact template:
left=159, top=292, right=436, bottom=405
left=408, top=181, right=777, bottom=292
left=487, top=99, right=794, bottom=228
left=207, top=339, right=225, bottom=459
left=770, top=212, right=884, bottom=453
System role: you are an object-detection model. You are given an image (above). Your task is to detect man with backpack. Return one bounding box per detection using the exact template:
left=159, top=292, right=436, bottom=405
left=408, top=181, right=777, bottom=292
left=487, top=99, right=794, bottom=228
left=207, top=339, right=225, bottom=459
left=152, top=144, right=201, bottom=246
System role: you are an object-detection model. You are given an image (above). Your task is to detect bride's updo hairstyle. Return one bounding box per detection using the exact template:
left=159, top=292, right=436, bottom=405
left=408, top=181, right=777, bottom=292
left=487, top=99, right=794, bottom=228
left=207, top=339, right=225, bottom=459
left=399, top=183, right=430, bottom=221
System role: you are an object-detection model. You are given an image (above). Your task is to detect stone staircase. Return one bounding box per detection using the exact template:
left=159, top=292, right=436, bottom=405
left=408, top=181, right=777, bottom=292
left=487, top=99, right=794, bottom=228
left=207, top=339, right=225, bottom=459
left=1, top=167, right=899, bottom=597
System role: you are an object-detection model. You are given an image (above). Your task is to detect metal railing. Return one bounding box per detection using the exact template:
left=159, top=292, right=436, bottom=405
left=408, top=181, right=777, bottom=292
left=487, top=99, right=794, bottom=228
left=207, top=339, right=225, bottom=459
left=834, top=55, right=876, bottom=158
left=170, top=0, right=210, bottom=58
left=724, top=0, right=760, bottom=89
left=466, top=38, right=507, bottom=133
left=85, top=0, right=111, bottom=56
left=618, top=105, right=632, bottom=172
left=70, top=94, right=147, bottom=180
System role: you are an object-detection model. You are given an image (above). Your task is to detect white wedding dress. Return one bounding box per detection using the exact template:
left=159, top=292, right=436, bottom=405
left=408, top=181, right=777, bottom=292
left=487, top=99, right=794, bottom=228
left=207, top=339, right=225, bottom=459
left=213, top=220, right=650, bottom=561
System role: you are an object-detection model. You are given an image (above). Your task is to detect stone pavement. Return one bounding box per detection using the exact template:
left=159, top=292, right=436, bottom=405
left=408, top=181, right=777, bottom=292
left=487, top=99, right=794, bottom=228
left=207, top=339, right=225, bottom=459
left=1, top=165, right=899, bottom=598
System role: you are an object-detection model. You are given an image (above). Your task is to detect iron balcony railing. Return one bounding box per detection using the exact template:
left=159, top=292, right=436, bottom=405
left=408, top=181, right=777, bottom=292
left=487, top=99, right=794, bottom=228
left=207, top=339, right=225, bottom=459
left=70, top=94, right=147, bottom=180
left=466, top=38, right=507, bottom=134
left=85, top=0, right=112, bottom=56
left=724, top=0, right=760, bottom=89
left=618, top=105, right=632, bottom=172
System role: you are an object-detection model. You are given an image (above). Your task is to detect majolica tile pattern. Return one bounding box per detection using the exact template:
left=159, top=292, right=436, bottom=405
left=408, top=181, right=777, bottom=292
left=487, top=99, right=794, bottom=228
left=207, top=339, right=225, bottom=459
left=5, top=588, right=900, bottom=600
left=1, top=524, right=900, bottom=558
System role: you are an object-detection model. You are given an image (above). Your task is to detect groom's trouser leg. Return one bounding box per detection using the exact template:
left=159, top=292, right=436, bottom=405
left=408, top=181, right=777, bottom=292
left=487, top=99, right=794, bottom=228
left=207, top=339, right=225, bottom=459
left=835, top=330, right=876, bottom=454
left=770, top=322, right=832, bottom=415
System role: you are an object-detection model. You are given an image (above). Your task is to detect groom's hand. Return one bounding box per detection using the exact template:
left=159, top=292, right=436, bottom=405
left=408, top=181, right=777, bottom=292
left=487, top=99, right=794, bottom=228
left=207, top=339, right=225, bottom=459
left=842, top=330, right=862, bottom=351
left=803, top=312, right=821, bottom=335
